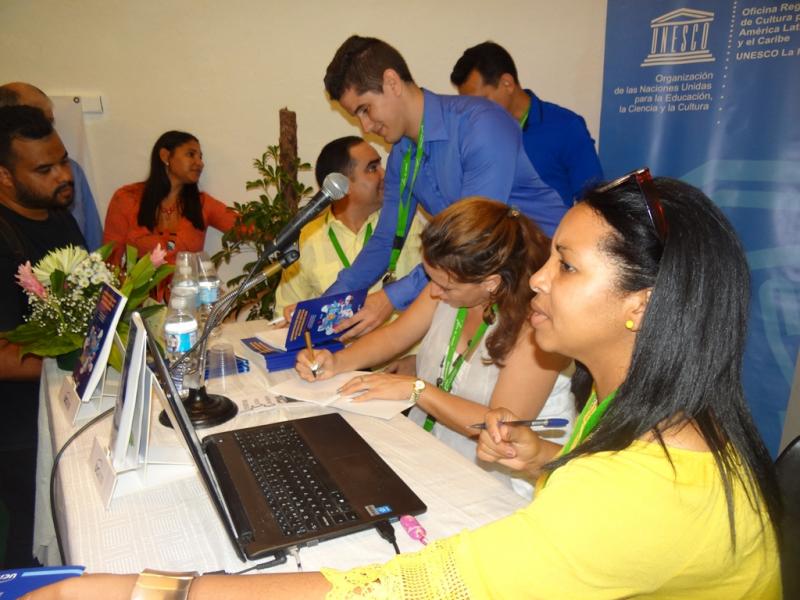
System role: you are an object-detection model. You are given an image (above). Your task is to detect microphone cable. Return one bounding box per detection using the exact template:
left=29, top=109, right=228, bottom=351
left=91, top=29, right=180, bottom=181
left=50, top=406, right=114, bottom=564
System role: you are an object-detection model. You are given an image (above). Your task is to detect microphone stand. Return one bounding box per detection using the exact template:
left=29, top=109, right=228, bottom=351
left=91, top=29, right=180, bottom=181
left=161, top=243, right=299, bottom=428
left=161, top=170, right=347, bottom=429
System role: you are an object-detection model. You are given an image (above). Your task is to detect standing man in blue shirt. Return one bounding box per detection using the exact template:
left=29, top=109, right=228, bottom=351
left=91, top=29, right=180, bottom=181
left=324, top=35, right=565, bottom=339
left=450, top=41, right=603, bottom=207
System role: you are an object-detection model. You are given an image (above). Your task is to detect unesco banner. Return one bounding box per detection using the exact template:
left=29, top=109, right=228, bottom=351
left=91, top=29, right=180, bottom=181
left=599, top=0, right=800, bottom=455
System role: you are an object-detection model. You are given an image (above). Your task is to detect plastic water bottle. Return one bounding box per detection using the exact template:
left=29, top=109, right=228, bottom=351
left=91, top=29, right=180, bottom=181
left=163, top=289, right=198, bottom=398
left=171, top=251, right=199, bottom=309
left=196, top=253, right=221, bottom=338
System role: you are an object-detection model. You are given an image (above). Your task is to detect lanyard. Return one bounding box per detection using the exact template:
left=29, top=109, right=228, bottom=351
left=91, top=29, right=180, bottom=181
left=561, top=387, right=617, bottom=454
left=385, top=121, right=424, bottom=282
left=518, top=104, right=531, bottom=129
left=537, top=387, right=617, bottom=488
left=327, top=222, right=373, bottom=268
left=423, top=305, right=495, bottom=432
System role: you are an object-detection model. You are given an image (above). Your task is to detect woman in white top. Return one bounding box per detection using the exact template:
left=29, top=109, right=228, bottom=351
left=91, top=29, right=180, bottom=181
left=296, top=197, right=574, bottom=495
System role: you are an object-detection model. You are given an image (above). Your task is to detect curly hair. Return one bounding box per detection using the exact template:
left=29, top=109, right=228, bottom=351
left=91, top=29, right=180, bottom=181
left=421, top=197, right=549, bottom=365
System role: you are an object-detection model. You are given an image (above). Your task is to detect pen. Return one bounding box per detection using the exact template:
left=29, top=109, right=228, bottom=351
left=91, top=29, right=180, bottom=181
left=468, top=417, right=569, bottom=430
left=304, top=330, right=319, bottom=378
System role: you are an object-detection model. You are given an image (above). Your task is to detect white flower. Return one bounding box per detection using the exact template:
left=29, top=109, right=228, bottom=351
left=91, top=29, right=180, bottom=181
left=33, top=245, right=89, bottom=284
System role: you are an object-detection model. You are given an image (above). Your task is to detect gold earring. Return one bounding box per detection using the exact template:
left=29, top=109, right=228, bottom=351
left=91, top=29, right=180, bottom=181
left=625, top=319, right=635, bottom=330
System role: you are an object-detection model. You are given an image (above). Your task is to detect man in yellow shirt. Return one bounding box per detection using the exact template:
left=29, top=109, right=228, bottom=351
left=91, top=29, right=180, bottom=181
left=275, top=136, right=425, bottom=318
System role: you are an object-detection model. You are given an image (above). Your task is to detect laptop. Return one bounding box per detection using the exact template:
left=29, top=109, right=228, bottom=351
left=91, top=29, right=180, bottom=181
left=141, top=319, right=426, bottom=562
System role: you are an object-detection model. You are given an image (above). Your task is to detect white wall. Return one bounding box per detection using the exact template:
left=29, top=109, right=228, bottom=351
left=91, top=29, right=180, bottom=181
left=0, top=0, right=607, bottom=278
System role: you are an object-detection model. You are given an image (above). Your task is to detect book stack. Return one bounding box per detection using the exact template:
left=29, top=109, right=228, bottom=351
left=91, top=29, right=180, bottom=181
left=240, top=289, right=367, bottom=372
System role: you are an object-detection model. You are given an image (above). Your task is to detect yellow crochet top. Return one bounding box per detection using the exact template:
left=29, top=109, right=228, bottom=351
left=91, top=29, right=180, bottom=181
left=320, top=441, right=781, bottom=599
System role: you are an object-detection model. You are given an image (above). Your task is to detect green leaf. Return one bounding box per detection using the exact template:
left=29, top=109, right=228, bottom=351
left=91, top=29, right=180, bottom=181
left=50, top=269, right=67, bottom=297
left=97, top=242, right=115, bottom=261
left=125, top=245, right=138, bottom=275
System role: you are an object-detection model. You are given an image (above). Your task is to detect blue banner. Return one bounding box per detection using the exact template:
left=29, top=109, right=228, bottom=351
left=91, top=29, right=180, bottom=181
left=599, top=0, right=800, bottom=455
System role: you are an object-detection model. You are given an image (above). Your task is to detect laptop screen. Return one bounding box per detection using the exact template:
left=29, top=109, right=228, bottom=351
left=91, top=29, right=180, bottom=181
left=140, top=316, right=246, bottom=560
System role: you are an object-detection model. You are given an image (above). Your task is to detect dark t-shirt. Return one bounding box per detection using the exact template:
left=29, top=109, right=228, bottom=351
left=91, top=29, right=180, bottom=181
left=0, top=204, right=86, bottom=446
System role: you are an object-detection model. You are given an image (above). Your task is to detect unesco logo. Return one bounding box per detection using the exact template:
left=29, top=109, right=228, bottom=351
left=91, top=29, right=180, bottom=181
left=642, top=7, right=716, bottom=66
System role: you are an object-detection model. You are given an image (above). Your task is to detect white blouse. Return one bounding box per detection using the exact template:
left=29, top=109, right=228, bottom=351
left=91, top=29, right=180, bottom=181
left=409, top=302, right=575, bottom=499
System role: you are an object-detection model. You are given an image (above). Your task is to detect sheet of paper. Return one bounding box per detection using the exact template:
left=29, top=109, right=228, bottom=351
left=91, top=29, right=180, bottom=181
left=253, top=328, right=288, bottom=351
left=208, top=370, right=281, bottom=414
left=268, top=371, right=412, bottom=419
left=268, top=371, right=362, bottom=405
left=330, top=397, right=413, bottom=420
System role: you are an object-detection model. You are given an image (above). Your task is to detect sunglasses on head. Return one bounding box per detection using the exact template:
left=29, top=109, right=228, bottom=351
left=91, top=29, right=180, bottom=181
left=596, top=167, right=668, bottom=245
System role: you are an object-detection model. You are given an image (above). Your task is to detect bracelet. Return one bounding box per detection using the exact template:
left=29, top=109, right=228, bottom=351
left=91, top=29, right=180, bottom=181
left=130, top=569, right=198, bottom=600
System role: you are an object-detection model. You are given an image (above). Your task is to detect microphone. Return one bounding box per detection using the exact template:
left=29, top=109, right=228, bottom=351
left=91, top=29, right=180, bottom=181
left=270, top=172, right=349, bottom=253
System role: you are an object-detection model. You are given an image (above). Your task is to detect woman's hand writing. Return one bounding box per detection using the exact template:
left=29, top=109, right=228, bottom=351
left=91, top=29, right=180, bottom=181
left=295, top=348, right=337, bottom=381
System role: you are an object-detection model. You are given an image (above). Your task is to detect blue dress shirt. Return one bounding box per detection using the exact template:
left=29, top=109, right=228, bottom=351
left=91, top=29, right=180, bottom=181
left=522, top=91, right=603, bottom=206
left=68, top=158, right=103, bottom=251
left=326, top=89, right=565, bottom=309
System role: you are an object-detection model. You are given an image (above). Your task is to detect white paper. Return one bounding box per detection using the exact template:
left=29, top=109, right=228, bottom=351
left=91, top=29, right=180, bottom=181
left=253, top=328, right=288, bottom=352
left=268, top=371, right=412, bottom=419
left=330, top=397, right=413, bottom=420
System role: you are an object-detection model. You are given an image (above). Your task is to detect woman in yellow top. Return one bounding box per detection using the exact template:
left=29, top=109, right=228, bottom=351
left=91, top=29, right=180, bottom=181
left=28, top=173, right=782, bottom=598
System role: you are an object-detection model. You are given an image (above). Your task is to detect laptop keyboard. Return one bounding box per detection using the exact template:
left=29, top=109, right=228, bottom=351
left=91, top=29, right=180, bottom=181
left=235, top=424, right=360, bottom=537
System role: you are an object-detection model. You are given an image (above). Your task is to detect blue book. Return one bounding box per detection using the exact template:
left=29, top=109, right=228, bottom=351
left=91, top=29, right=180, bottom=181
left=0, top=566, right=85, bottom=598
left=283, top=289, right=367, bottom=350
left=240, top=337, right=344, bottom=372
left=72, top=283, right=127, bottom=400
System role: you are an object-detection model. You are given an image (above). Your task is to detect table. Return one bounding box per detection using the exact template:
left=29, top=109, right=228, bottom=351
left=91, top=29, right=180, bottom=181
left=34, top=323, right=528, bottom=574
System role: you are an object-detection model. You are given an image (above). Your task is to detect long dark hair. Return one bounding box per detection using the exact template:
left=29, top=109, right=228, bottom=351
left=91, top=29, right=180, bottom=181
left=549, top=177, right=780, bottom=548
left=138, top=130, right=204, bottom=231
left=421, top=197, right=550, bottom=365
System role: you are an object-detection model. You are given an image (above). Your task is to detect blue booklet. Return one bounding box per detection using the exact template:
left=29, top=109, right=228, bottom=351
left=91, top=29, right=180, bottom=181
left=0, top=566, right=85, bottom=598
left=240, top=337, right=344, bottom=372
left=72, top=283, right=127, bottom=400
left=284, top=288, right=367, bottom=350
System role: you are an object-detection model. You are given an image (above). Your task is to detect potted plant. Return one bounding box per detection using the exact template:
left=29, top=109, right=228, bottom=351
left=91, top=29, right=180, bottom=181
left=212, top=145, right=313, bottom=320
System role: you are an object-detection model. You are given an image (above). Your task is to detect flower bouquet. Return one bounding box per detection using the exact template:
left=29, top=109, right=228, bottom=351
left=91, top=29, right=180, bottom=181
left=1, top=243, right=173, bottom=371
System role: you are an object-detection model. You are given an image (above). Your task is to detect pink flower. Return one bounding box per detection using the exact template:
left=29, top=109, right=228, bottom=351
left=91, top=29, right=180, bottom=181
left=150, top=244, right=167, bottom=268
left=16, top=261, right=47, bottom=299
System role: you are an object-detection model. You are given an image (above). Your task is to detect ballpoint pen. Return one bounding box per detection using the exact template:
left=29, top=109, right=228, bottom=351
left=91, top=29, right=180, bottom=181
left=304, top=330, right=319, bottom=378
left=468, top=417, right=569, bottom=430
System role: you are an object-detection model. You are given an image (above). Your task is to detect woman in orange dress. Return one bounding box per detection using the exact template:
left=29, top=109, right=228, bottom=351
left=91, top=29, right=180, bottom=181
left=103, top=130, right=237, bottom=270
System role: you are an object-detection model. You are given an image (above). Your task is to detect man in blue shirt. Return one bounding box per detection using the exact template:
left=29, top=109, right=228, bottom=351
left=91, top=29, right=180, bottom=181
left=451, top=42, right=603, bottom=207
left=324, top=35, right=565, bottom=338
left=0, top=82, right=103, bottom=249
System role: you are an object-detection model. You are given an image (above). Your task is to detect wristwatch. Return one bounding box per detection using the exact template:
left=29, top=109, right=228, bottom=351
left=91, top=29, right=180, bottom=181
left=410, top=379, right=426, bottom=404
left=131, top=569, right=198, bottom=600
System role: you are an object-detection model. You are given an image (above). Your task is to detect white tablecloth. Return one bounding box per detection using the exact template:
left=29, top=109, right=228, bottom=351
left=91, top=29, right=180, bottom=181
left=34, top=323, right=528, bottom=574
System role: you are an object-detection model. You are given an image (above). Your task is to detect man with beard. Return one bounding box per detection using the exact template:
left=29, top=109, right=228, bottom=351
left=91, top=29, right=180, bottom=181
left=0, top=105, right=85, bottom=567
left=0, top=82, right=104, bottom=250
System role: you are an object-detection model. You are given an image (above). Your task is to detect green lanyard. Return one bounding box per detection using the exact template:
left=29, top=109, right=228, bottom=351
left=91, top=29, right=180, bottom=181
left=518, top=103, right=531, bottom=129
left=423, top=305, right=495, bottom=432
left=327, top=222, right=373, bottom=268
left=560, top=387, right=617, bottom=454
left=385, top=121, right=424, bottom=282
left=538, top=387, right=617, bottom=489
